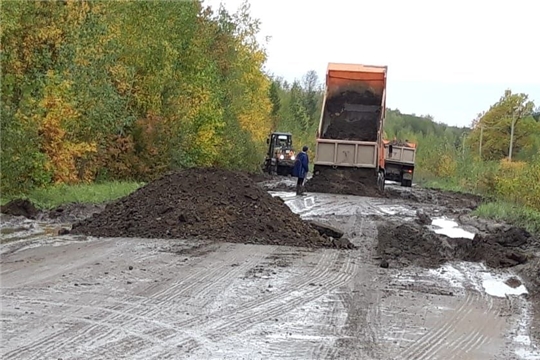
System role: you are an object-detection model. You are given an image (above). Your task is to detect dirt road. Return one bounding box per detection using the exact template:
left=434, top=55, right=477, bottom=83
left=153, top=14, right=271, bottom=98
left=1, top=182, right=539, bottom=359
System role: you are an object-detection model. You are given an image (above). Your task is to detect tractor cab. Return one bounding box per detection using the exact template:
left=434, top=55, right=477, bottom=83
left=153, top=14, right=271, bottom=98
left=267, top=132, right=294, bottom=160
left=263, top=132, right=296, bottom=175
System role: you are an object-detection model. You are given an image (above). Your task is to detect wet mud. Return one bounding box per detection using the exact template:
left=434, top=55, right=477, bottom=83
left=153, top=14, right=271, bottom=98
left=306, top=167, right=382, bottom=197
left=377, top=220, right=538, bottom=274
left=70, top=168, right=349, bottom=249
left=323, top=90, right=381, bottom=142
left=1, top=199, right=39, bottom=219
left=2, top=173, right=540, bottom=359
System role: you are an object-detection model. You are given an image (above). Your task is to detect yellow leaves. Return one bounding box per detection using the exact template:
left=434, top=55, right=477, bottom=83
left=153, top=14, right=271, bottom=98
left=65, top=0, right=91, bottom=24
left=499, top=158, right=526, bottom=172
left=36, top=26, right=63, bottom=45
left=495, top=160, right=540, bottom=211
left=34, top=71, right=97, bottom=184
left=193, top=124, right=220, bottom=165
left=108, top=64, right=132, bottom=95
left=434, top=154, right=457, bottom=178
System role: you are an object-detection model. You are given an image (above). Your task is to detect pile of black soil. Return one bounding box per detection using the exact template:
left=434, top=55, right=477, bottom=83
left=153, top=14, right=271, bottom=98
left=305, top=167, right=383, bottom=197
left=0, top=199, right=39, bottom=219
left=377, top=221, right=536, bottom=269
left=322, top=90, right=381, bottom=142
left=245, top=171, right=274, bottom=183
left=71, top=168, right=347, bottom=249
left=387, top=140, right=414, bottom=147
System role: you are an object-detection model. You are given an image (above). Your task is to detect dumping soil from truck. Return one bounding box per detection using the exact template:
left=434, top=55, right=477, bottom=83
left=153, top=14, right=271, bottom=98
left=322, top=90, right=382, bottom=142
left=377, top=221, right=537, bottom=269
left=70, top=168, right=350, bottom=249
left=305, top=167, right=383, bottom=197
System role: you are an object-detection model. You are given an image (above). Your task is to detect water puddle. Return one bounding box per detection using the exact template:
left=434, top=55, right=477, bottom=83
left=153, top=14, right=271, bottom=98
left=429, top=217, right=475, bottom=239
left=428, top=263, right=468, bottom=289
left=512, top=303, right=540, bottom=359
left=481, top=273, right=528, bottom=298
left=378, top=205, right=415, bottom=216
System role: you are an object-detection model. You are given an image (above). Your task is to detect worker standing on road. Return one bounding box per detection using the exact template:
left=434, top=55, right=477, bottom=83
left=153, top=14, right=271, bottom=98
left=292, top=145, right=309, bottom=196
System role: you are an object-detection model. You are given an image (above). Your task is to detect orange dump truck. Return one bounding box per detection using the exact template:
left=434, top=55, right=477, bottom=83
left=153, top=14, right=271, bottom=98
left=312, top=62, right=388, bottom=193
left=383, top=139, right=417, bottom=187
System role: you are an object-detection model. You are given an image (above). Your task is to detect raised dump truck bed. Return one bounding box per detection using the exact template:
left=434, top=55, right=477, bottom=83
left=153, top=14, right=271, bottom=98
left=314, top=63, right=387, bottom=171
left=307, top=62, right=388, bottom=196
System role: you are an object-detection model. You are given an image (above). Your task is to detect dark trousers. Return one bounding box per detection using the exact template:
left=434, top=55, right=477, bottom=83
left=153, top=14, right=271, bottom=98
left=297, top=177, right=304, bottom=186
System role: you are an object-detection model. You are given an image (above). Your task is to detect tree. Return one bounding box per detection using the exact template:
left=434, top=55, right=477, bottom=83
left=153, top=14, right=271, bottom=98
left=466, top=89, right=535, bottom=160
left=269, top=80, right=281, bottom=130
left=301, top=70, right=320, bottom=122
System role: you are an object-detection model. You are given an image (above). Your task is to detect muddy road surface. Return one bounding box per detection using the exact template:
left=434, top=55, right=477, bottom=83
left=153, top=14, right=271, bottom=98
left=1, top=181, right=539, bottom=359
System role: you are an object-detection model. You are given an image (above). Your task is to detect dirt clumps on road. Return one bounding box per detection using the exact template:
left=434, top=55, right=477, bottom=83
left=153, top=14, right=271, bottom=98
left=305, top=167, right=383, bottom=197
left=385, top=186, right=484, bottom=210
left=323, top=90, right=381, bottom=142
left=377, top=221, right=536, bottom=269
left=71, top=168, right=351, bottom=249
left=1, top=199, right=39, bottom=219
left=46, top=203, right=105, bottom=223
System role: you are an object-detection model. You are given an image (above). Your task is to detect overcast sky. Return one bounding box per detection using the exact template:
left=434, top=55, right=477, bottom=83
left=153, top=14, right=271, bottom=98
left=203, top=0, right=539, bottom=127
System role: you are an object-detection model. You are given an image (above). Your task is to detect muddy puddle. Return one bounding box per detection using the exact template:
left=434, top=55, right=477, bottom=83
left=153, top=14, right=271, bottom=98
left=429, top=216, right=476, bottom=239
left=269, top=190, right=417, bottom=219
left=270, top=189, right=540, bottom=359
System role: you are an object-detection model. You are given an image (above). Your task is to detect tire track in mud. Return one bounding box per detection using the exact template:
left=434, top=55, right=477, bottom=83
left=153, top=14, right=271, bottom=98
left=438, top=294, right=504, bottom=359
left=157, top=251, right=348, bottom=359
left=2, top=245, right=272, bottom=360
left=64, top=247, right=265, bottom=358
left=259, top=212, right=371, bottom=360
left=399, top=290, right=497, bottom=360
left=133, top=250, right=357, bottom=360
left=399, top=290, right=476, bottom=359
left=311, top=292, right=348, bottom=359
left=311, top=211, right=383, bottom=360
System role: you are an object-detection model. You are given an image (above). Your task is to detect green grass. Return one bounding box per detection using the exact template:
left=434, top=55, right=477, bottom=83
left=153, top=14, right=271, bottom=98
left=417, top=175, right=540, bottom=235
left=419, top=179, right=465, bottom=193
left=1, top=181, right=143, bottom=209
left=473, top=202, right=540, bottom=235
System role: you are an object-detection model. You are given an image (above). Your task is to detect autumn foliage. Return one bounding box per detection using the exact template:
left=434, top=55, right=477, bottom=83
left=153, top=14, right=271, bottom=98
left=1, top=0, right=272, bottom=193
left=2, top=0, right=539, bottom=218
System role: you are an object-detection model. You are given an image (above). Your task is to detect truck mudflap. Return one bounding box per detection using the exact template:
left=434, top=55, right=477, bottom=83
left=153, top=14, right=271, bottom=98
left=402, top=172, right=413, bottom=180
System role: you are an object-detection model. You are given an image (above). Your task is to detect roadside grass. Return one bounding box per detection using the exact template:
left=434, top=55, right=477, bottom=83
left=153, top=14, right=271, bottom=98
left=417, top=178, right=469, bottom=194
left=416, top=175, right=540, bottom=235
left=1, top=181, right=143, bottom=209
left=473, top=202, right=540, bottom=235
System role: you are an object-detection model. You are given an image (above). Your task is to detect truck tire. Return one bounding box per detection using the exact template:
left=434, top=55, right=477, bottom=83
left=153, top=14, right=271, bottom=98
left=377, top=171, right=385, bottom=193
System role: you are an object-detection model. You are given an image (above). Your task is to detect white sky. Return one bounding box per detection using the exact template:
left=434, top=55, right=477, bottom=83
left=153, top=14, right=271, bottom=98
left=203, top=0, right=540, bottom=127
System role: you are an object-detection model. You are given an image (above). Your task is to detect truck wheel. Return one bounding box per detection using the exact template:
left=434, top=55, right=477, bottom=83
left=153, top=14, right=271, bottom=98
left=377, top=171, right=385, bottom=193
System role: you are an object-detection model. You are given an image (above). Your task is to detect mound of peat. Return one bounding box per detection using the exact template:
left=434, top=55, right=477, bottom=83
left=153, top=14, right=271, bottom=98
left=71, top=168, right=337, bottom=248
left=377, top=221, right=535, bottom=269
